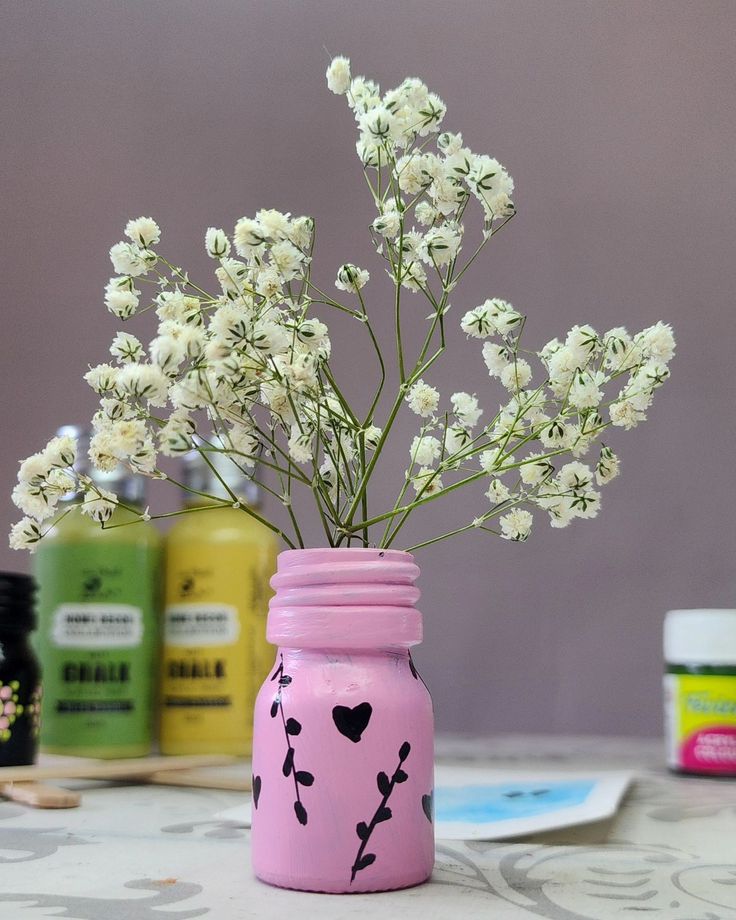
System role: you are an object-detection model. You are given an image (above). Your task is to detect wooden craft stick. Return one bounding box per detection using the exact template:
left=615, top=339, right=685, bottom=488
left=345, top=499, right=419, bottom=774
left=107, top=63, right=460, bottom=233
left=0, top=754, right=235, bottom=784
left=0, top=781, right=81, bottom=808
left=146, top=768, right=252, bottom=792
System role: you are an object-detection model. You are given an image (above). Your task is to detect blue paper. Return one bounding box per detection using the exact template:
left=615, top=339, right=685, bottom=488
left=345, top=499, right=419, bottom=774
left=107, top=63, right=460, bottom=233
left=436, top=780, right=596, bottom=823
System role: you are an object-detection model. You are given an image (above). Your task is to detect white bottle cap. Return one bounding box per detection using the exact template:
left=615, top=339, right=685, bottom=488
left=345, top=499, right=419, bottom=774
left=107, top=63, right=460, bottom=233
left=664, top=609, right=736, bottom=666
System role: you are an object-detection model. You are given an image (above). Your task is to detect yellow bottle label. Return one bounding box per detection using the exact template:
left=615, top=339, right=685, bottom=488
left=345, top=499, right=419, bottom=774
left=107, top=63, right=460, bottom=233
left=160, top=540, right=271, bottom=756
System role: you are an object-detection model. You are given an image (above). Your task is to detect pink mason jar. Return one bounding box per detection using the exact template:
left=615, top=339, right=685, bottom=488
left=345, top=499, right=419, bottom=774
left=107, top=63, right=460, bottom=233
left=251, top=548, right=434, bottom=893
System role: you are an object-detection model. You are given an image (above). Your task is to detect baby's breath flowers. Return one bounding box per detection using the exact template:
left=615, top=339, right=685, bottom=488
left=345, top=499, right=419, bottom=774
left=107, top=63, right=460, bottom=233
left=10, top=56, right=674, bottom=554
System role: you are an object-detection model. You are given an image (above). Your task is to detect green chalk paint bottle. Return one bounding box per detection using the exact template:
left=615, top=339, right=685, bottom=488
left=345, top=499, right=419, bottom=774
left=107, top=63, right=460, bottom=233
left=34, top=426, right=161, bottom=758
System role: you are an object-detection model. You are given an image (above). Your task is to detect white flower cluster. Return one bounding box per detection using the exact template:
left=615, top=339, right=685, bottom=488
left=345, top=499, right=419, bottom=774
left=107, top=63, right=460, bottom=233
left=397, top=306, right=674, bottom=542
left=9, top=434, right=120, bottom=550
left=10, top=57, right=674, bottom=555
left=407, top=310, right=675, bottom=541
left=327, top=56, right=514, bottom=306
left=13, top=199, right=374, bottom=547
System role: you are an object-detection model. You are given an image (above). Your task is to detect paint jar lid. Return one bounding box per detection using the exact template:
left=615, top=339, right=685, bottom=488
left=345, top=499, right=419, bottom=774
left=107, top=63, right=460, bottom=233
left=664, top=609, right=736, bottom=666
left=0, top=572, right=37, bottom=632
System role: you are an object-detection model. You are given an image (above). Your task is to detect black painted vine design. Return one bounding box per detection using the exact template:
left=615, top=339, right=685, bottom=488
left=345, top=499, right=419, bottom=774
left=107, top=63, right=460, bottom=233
left=350, top=741, right=411, bottom=884
left=270, top=656, right=314, bottom=826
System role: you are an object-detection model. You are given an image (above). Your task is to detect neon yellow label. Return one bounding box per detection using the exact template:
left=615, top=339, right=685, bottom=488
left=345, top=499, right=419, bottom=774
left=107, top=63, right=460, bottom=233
left=665, top=673, right=736, bottom=773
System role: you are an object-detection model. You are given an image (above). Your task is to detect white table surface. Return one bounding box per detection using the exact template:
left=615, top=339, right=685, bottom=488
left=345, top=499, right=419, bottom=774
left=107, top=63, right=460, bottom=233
left=1, top=735, right=735, bottom=919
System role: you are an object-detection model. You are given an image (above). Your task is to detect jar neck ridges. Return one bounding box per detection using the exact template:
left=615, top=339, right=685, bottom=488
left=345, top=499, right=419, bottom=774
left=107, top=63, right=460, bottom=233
left=267, top=549, right=422, bottom=650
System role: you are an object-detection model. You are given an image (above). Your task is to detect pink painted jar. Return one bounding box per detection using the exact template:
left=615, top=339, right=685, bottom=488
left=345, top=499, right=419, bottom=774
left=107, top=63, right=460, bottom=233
left=251, top=548, right=434, bottom=893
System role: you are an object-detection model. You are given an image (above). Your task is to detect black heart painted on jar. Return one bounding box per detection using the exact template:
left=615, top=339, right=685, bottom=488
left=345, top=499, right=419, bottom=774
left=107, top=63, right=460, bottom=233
left=332, top=702, right=373, bottom=743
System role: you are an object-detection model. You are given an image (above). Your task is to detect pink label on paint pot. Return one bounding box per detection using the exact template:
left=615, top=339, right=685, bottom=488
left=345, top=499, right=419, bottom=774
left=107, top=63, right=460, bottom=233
left=681, top=727, right=736, bottom=774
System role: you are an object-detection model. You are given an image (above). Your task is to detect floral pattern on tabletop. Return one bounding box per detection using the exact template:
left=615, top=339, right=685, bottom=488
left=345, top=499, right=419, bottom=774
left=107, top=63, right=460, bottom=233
left=0, top=739, right=734, bottom=918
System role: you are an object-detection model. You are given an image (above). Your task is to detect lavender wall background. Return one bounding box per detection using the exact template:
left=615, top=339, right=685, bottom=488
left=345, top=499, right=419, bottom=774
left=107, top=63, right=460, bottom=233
left=2, top=0, right=735, bottom=737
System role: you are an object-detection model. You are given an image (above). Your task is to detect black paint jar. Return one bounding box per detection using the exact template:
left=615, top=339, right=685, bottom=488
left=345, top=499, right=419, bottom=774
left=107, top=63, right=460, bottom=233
left=0, top=572, right=42, bottom=766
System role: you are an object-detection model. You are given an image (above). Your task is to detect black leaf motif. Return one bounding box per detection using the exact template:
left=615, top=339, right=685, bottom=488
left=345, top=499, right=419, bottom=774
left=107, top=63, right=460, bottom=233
left=375, top=806, right=392, bottom=823
left=332, top=702, right=373, bottom=743
left=252, top=775, right=261, bottom=809
left=285, top=717, right=302, bottom=736
left=294, top=801, right=308, bottom=826
left=270, top=661, right=283, bottom=682
left=271, top=654, right=313, bottom=828
left=350, top=741, right=412, bottom=884
left=422, top=792, right=433, bottom=823
left=355, top=853, right=376, bottom=872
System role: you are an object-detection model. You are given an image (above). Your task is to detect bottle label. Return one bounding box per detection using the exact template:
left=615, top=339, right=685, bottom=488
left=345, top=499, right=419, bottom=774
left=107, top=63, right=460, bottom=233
left=51, top=604, right=143, bottom=648
left=164, top=604, right=240, bottom=647
left=664, top=673, right=736, bottom=774
left=34, top=541, right=159, bottom=753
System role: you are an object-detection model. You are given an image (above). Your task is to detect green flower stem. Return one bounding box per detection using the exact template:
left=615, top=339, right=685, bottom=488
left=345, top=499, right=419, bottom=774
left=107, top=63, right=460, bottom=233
left=355, top=289, right=386, bottom=426
left=101, top=503, right=226, bottom=529
left=338, top=388, right=406, bottom=542
left=163, top=469, right=296, bottom=549
left=321, top=365, right=360, bottom=426
left=307, top=298, right=363, bottom=319
left=347, top=469, right=487, bottom=537
left=217, top=258, right=259, bottom=300
left=383, top=416, right=450, bottom=548
left=338, top=236, right=455, bottom=542
left=361, top=169, right=380, bottom=206
left=235, top=410, right=312, bottom=486
left=395, top=221, right=406, bottom=383
left=315, top=377, right=359, bottom=497
left=403, top=490, right=529, bottom=553
left=157, top=255, right=218, bottom=302
left=338, top=290, right=449, bottom=542
left=450, top=213, right=515, bottom=288
left=303, top=281, right=361, bottom=317
left=403, top=521, right=478, bottom=552
left=284, top=472, right=305, bottom=549
left=410, top=294, right=448, bottom=383
left=380, top=422, right=432, bottom=545
left=311, top=472, right=336, bottom=547
left=205, top=406, right=304, bottom=549
left=40, top=504, right=77, bottom=537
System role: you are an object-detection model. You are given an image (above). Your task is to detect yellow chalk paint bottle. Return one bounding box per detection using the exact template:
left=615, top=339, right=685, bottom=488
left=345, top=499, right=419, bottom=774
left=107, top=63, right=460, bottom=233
left=159, top=447, right=278, bottom=756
